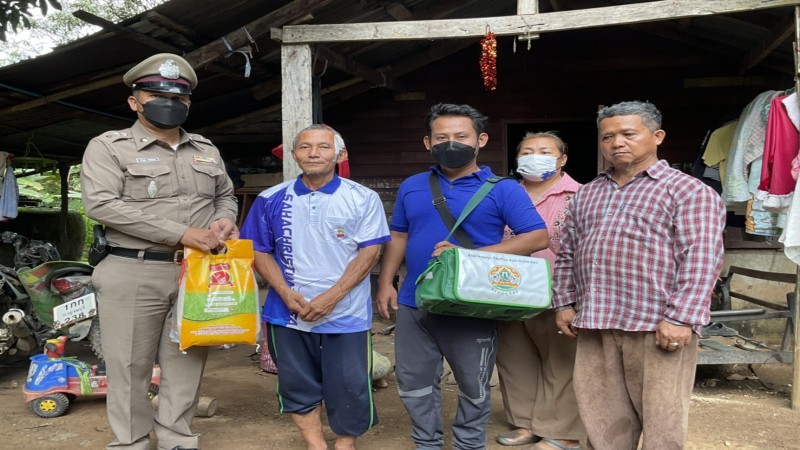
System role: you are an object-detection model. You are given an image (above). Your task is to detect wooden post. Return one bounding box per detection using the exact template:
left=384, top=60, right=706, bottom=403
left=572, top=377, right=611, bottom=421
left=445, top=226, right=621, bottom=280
left=517, top=0, right=538, bottom=12
left=794, top=265, right=800, bottom=410
left=58, top=162, right=70, bottom=247
left=280, top=44, right=313, bottom=181
left=792, top=5, right=800, bottom=411
left=280, top=0, right=800, bottom=44
left=517, top=0, right=541, bottom=41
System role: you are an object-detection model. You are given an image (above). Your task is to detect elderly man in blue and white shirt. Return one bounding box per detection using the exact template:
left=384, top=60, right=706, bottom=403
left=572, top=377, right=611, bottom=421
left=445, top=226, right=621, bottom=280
left=241, top=124, right=390, bottom=450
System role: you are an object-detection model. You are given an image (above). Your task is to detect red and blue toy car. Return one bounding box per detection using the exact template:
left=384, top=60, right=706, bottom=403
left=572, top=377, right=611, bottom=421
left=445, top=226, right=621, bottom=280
left=23, top=336, right=160, bottom=418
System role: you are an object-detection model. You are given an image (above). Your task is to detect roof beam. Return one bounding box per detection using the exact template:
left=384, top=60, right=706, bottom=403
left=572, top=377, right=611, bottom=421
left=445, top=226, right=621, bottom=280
left=185, top=0, right=335, bottom=68
left=0, top=0, right=332, bottom=116
left=0, top=124, right=86, bottom=156
left=249, top=78, right=282, bottom=101
left=73, top=10, right=248, bottom=80
left=73, top=10, right=183, bottom=54
left=738, top=12, right=795, bottom=73
left=314, top=46, right=405, bottom=91
left=280, top=0, right=800, bottom=43
left=565, top=0, right=792, bottom=74
left=143, top=10, right=204, bottom=42
left=197, top=40, right=472, bottom=135
left=384, top=2, right=413, bottom=21
left=331, top=0, right=471, bottom=59
left=0, top=76, right=122, bottom=117
left=247, top=43, right=408, bottom=99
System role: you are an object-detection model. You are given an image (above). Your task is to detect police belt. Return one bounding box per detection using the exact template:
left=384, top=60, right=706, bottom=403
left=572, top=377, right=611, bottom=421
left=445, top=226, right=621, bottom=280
left=108, top=246, right=184, bottom=263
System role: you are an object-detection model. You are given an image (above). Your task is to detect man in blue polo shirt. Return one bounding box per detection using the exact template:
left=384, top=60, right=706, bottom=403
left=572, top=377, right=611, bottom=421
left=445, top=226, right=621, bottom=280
left=377, top=103, right=549, bottom=450
left=241, top=124, right=390, bottom=450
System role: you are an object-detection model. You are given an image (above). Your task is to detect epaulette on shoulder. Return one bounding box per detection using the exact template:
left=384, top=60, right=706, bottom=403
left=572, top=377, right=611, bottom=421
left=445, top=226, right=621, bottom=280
left=97, top=130, right=133, bottom=143
left=189, top=134, right=213, bottom=146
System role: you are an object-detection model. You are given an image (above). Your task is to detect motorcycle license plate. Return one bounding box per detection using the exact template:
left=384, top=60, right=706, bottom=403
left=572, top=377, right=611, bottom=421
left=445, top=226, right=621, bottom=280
left=52, top=293, right=97, bottom=330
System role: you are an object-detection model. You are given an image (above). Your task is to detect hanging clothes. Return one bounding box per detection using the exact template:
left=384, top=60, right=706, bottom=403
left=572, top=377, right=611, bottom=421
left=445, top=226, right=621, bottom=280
left=723, top=90, right=781, bottom=209
left=745, top=157, right=785, bottom=236
left=701, top=120, right=737, bottom=185
left=756, top=94, right=800, bottom=213
left=780, top=168, right=800, bottom=266
left=781, top=92, right=800, bottom=130
left=0, top=165, right=18, bottom=221
left=691, top=151, right=722, bottom=194
left=0, top=151, right=9, bottom=199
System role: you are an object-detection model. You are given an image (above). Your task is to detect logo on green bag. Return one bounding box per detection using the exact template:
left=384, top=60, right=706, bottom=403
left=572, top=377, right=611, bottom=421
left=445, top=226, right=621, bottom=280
left=488, top=265, right=521, bottom=292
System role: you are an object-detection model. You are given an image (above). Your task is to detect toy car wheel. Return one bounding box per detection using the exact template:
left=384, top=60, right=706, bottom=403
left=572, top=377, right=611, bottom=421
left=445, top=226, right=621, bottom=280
left=30, top=393, right=70, bottom=418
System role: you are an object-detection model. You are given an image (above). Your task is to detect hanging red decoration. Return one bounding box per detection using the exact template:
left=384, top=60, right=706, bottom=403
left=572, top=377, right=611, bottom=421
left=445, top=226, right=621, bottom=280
left=480, top=30, right=497, bottom=91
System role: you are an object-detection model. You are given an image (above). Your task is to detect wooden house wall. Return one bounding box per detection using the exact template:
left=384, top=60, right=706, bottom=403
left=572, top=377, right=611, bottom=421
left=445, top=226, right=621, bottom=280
left=326, top=27, right=792, bottom=185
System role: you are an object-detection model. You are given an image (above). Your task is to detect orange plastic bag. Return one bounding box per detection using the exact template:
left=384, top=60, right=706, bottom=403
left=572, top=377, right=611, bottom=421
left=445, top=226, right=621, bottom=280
left=175, top=239, right=260, bottom=351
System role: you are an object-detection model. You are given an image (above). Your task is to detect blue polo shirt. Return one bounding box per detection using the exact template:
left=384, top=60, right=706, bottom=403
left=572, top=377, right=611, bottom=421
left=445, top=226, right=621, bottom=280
left=240, top=175, right=390, bottom=333
left=391, top=166, right=546, bottom=308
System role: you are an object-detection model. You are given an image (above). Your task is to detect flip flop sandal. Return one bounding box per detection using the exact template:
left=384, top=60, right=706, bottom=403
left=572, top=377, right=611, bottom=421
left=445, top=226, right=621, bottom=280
left=699, top=339, right=734, bottom=352
left=496, top=429, right=536, bottom=446
left=701, top=322, right=739, bottom=338
left=734, top=339, right=760, bottom=351
left=536, top=437, right=581, bottom=450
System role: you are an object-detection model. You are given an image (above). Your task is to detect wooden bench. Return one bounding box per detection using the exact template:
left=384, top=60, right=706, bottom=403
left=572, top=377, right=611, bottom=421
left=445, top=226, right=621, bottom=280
left=696, top=266, right=796, bottom=365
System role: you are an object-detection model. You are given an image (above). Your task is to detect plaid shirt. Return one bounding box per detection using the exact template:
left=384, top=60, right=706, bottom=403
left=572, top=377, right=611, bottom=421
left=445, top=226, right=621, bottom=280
left=553, top=160, right=726, bottom=333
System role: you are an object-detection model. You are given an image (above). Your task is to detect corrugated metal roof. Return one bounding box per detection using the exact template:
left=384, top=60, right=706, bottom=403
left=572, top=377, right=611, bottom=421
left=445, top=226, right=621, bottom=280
left=0, top=0, right=795, bottom=163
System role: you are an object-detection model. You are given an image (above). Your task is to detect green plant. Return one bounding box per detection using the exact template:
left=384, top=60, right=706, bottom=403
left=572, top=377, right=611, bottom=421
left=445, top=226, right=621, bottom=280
left=15, top=164, right=94, bottom=261
left=16, top=165, right=82, bottom=209
left=81, top=214, right=96, bottom=262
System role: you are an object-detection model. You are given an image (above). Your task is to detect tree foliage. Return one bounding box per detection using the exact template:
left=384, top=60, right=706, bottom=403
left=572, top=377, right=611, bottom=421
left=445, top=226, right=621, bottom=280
left=1, top=0, right=165, bottom=65
left=15, top=165, right=97, bottom=260
left=16, top=165, right=82, bottom=209
left=0, top=0, right=62, bottom=41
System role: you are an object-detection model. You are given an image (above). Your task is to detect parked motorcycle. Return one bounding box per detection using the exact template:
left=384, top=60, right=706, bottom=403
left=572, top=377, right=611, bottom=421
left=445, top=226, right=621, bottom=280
left=0, top=231, right=102, bottom=362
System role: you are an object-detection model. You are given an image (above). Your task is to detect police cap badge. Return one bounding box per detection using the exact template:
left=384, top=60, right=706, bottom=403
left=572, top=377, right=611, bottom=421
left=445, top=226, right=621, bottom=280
left=123, top=53, right=198, bottom=95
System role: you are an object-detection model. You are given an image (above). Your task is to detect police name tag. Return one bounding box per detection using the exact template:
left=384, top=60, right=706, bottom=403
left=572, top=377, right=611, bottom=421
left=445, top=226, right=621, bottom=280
left=52, top=293, right=97, bottom=329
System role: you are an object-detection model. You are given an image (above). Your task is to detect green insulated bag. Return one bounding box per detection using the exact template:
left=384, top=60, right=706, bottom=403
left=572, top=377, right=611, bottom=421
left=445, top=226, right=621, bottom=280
left=415, top=247, right=552, bottom=321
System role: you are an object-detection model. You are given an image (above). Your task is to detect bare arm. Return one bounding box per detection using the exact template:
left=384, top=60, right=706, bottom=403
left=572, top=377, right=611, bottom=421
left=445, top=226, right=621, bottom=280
left=253, top=250, right=310, bottom=317
left=376, top=231, right=408, bottom=319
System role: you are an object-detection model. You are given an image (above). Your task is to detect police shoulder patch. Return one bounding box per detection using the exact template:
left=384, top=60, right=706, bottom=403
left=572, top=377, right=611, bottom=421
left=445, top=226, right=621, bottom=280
left=189, top=134, right=213, bottom=145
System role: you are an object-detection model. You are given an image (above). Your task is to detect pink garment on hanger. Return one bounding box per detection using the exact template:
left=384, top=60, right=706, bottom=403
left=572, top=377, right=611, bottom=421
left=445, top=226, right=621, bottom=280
left=759, top=95, right=800, bottom=196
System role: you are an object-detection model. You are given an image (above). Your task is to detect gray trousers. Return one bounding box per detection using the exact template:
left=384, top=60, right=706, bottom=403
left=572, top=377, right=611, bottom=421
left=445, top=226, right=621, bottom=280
left=395, top=305, right=497, bottom=450
left=94, top=255, right=209, bottom=450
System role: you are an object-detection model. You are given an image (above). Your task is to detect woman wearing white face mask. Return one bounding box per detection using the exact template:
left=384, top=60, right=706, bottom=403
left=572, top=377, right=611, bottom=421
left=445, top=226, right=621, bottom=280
left=495, top=132, right=586, bottom=450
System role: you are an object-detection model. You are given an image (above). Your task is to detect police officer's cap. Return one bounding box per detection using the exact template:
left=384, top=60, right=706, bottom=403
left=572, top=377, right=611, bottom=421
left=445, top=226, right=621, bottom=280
left=123, top=53, right=197, bottom=95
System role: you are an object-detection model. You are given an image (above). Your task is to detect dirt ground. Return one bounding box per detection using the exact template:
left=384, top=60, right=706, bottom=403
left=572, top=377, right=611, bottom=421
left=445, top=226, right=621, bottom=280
left=1, top=325, right=799, bottom=450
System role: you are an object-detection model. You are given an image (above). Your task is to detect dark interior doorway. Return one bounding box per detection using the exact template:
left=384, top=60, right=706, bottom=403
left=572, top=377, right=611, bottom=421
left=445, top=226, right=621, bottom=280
left=506, top=120, right=600, bottom=185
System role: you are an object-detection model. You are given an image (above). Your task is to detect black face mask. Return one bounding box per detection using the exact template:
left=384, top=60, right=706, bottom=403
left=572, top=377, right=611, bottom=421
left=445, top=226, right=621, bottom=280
left=139, top=96, right=189, bottom=129
left=431, top=141, right=478, bottom=169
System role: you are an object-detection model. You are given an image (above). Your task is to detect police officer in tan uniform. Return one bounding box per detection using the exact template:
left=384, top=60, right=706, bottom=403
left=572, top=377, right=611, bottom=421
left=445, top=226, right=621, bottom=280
left=81, top=53, right=238, bottom=450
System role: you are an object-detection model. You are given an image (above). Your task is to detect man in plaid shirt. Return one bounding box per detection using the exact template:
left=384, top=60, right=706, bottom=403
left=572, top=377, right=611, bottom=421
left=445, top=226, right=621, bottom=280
left=553, top=100, right=725, bottom=450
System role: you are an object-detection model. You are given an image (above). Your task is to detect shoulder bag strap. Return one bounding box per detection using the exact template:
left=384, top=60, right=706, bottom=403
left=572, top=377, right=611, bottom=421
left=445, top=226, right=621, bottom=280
left=429, top=172, right=475, bottom=248
left=434, top=174, right=507, bottom=248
